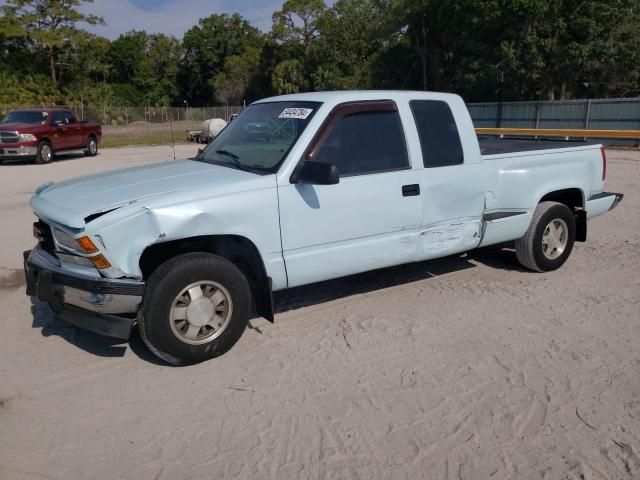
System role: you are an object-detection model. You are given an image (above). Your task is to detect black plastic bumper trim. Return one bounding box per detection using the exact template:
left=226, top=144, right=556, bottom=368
left=484, top=211, right=527, bottom=221
left=57, top=305, right=135, bottom=340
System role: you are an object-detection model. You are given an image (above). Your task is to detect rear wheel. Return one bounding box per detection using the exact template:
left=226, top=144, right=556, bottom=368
left=138, top=252, right=251, bottom=365
left=515, top=201, right=576, bottom=272
left=85, top=136, right=98, bottom=156
left=34, top=140, right=53, bottom=164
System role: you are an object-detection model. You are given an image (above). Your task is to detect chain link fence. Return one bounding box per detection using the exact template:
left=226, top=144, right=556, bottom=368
left=0, top=105, right=244, bottom=139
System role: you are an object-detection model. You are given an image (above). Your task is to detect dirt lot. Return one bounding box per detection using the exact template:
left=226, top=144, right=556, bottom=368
left=0, top=146, right=638, bottom=480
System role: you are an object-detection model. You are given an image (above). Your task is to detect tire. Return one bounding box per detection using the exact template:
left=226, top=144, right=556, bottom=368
left=85, top=136, right=98, bottom=156
left=515, top=201, right=576, bottom=272
left=138, top=252, right=251, bottom=365
left=34, top=140, right=53, bottom=164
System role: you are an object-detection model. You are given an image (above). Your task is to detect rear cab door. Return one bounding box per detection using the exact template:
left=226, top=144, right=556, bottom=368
left=277, top=99, right=423, bottom=287
left=50, top=110, right=82, bottom=151
left=406, top=95, right=486, bottom=260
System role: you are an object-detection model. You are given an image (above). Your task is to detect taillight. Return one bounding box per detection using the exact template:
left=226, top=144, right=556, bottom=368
left=601, top=146, right=607, bottom=181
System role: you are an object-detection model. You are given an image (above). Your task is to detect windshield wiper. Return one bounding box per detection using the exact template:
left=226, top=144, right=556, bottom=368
left=196, top=149, right=265, bottom=173
left=215, top=149, right=247, bottom=169
left=216, top=149, right=240, bottom=160
left=216, top=150, right=265, bottom=172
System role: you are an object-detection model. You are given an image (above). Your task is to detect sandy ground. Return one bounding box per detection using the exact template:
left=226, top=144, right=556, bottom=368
left=0, top=146, right=638, bottom=480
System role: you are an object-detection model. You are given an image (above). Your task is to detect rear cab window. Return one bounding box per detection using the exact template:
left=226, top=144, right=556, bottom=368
left=410, top=100, right=464, bottom=168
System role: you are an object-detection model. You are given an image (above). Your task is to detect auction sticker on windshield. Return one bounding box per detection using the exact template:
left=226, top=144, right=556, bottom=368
left=278, top=108, right=313, bottom=119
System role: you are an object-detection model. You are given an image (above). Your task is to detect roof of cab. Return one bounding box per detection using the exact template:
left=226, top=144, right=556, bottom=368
left=10, top=108, right=72, bottom=113
left=253, top=90, right=462, bottom=106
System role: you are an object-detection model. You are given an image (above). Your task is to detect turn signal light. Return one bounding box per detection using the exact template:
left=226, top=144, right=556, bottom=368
left=90, top=254, right=111, bottom=270
left=77, top=236, right=98, bottom=253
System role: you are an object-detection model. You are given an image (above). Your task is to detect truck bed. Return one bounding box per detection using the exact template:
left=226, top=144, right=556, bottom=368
left=478, top=137, right=598, bottom=156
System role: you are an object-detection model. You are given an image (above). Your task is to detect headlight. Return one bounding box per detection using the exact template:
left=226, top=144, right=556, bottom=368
left=52, top=228, right=81, bottom=252
left=19, top=133, right=37, bottom=142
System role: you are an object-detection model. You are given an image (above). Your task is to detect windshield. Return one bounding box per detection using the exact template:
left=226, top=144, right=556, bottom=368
left=195, top=101, right=321, bottom=173
left=1, top=111, right=48, bottom=125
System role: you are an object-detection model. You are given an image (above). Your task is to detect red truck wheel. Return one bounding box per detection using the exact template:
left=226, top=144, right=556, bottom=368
left=85, top=136, right=98, bottom=157
left=34, top=141, right=53, bottom=164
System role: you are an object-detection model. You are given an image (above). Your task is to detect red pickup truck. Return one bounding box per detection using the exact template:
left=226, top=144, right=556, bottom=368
left=0, top=108, right=102, bottom=164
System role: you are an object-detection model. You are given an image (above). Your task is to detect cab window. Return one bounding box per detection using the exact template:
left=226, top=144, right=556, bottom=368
left=410, top=100, right=464, bottom=167
left=313, top=103, right=409, bottom=177
left=52, top=111, right=75, bottom=125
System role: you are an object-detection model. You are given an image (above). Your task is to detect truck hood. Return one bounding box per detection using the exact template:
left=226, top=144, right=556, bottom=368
left=31, top=159, right=272, bottom=229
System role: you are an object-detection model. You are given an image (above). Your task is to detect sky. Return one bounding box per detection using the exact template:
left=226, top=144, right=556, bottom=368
left=0, top=0, right=319, bottom=39
left=81, top=0, right=288, bottom=38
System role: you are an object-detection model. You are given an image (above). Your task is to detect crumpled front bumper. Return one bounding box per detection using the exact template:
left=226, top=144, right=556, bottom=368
left=24, top=246, right=145, bottom=339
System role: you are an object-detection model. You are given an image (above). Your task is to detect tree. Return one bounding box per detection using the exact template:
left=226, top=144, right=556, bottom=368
left=272, top=0, right=326, bottom=58
left=270, top=0, right=327, bottom=93
left=1, top=0, right=104, bottom=85
left=180, top=14, right=263, bottom=105
left=381, top=0, right=472, bottom=92
left=271, top=58, right=306, bottom=94
left=213, top=47, right=261, bottom=105
left=479, top=0, right=640, bottom=100
left=312, top=0, right=383, bottom=90
left=107, top=31, right=147, bottom=84
left=134, top=33, right=182, bottom=105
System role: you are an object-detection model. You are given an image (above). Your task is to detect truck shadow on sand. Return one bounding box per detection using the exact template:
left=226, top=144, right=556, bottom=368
left=28, top=244, right=523, bottom=364
left=272, top=243, right=524, bottom=314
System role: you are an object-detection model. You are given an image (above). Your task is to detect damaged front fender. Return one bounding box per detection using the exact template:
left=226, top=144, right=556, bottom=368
left=88, top=183, right=288, bottom=290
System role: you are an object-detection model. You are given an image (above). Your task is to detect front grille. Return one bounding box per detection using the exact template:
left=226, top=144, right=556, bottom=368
left=0, top=131, right=19, bottom=144
left=34, top=220, right=55, bottom=252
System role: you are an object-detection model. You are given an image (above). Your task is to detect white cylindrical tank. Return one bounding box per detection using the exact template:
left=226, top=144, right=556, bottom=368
left=201, top=118, right=227, bottom=139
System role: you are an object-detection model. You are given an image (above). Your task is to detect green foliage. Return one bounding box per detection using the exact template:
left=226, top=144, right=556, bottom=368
left=1, top=0, right=104, bottom=84
left=272, top=58, right=307, bottom=94
left=0, top=72, right=61, bottom=106
left=213, top=47, right=261, bottom=104
left=311, top=0, right=383, bottom=90
left=180, top=14, right=263, bottom=105
left=1, top=0, right=639, bottom=107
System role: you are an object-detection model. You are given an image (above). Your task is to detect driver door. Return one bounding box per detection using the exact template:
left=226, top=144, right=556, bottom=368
left=277, top=101, right=422, bottom=287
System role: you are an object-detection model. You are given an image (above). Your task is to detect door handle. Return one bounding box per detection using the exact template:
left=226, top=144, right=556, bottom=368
left=402, top=184, right=420, bottom=197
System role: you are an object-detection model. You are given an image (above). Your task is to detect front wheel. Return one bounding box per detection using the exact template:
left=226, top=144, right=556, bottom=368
left=138, top=253, right=251, bottom=365
left=515, top=201, right=576, bottom=272
left=34, top=140, right=53, bottom=164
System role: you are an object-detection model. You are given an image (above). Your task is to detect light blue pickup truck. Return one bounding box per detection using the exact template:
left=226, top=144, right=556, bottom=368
left=24, top=91, right=623, bottom=364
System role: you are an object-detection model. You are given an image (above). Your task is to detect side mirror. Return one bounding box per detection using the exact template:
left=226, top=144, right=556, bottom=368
left=294, top=160, right=339, bottom=185
left=194, top=147, right=204, bottom=160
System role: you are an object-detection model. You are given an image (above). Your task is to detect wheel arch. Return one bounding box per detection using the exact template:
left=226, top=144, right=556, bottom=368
left=38, top=137, right=52, bottom=148
left=538, top=187, right=585, bottom=210
left=538, top=187, right=586, bottom=241
left=139, top=234, right=274, bottom=322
